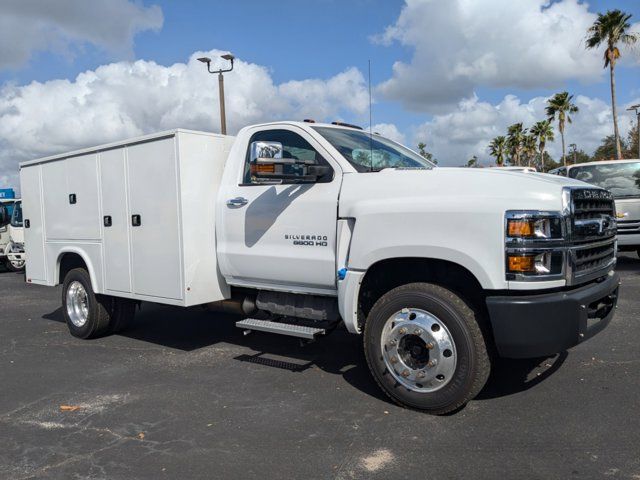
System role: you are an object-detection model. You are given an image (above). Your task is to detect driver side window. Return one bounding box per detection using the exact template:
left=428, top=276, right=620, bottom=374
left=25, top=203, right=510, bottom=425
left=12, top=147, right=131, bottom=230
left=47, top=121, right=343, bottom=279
left=243, top=129, right=332, bottom=184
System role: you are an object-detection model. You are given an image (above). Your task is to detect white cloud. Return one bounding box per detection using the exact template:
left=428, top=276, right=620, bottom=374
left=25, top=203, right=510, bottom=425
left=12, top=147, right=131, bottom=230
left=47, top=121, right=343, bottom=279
left=372, top=123, right=406, bottom=144
left=278, top=69, right=370, bottom=120
left=0, top=50, right=369, bottom=186
left=0, top=0, right=163, bottom=69
left=376, top=0, right=640, bottom=111
left=413, top=93, right=637, bottom=166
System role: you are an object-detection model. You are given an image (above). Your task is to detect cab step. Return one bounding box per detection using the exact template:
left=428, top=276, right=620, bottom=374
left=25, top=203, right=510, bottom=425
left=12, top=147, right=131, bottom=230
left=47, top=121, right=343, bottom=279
left=236, top=318, right=326, bottom=340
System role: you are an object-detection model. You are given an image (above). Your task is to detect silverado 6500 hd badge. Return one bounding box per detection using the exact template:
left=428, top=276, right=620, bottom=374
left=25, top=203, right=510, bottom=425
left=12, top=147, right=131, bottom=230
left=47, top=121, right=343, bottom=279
left=285, top=234, right=328, bottom=246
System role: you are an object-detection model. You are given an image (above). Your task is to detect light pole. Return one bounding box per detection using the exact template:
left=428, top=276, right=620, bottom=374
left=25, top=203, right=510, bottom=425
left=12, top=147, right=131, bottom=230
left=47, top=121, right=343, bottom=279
left=198, top=53, right=235, bottom=135
left=627, top=104, right=640, bottom=159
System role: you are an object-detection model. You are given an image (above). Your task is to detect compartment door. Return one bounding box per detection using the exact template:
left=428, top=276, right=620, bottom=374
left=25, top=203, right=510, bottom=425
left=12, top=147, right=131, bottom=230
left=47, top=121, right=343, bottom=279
left=100, top=149, right=132, bottom=293
left=42, top=154, right=101, bottom=240
left=66, top=154, right=101, bottom=240
left=127, top=138, right=183, bottom=300
left=20, top=166, right=47, bottom=282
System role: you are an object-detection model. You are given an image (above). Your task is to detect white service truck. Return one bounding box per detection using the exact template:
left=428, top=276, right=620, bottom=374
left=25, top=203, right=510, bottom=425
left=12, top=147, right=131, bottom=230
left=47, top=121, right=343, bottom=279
left=20, top=122, right=620, bottom=414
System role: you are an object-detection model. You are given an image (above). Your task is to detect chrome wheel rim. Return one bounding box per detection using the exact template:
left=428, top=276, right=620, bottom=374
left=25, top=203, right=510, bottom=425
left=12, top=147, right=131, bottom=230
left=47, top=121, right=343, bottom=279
left=381, top=308, right=457, bottom=393
left=66, top=281, right=89, bottom=327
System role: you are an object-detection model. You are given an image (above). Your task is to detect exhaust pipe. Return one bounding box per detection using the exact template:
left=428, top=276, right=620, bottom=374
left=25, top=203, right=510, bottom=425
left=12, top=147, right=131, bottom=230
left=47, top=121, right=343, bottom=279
left=204, top=295, right=257, bottom=316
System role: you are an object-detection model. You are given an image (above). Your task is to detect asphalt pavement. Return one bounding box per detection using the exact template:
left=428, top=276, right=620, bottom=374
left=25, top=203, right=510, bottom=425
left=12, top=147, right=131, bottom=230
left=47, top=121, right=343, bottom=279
left=1, top=254, right=639, bottom=479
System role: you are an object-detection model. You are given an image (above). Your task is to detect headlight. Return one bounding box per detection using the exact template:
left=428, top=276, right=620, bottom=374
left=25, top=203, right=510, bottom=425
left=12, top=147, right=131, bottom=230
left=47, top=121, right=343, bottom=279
left=505, top=211, right=565, bottom=281
left=506, top=216, right=562, bottom=240
left=506, top=251, right=563, bottom=275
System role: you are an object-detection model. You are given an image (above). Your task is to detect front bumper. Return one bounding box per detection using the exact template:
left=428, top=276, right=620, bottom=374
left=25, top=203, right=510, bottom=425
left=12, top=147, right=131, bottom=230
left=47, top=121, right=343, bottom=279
left=486, top=272, right=619, bottom=358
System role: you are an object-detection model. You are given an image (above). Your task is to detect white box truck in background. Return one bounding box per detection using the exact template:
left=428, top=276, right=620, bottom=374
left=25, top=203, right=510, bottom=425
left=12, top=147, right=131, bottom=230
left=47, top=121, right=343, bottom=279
left=0, top=198, right=25, bottom=272
left=20, top=122, right=620, bottom=414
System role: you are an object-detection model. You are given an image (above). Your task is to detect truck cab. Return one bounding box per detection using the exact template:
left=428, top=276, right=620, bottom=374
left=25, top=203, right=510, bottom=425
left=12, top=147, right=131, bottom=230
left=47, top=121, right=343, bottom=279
left=20, top=122, right=620, bottom=414
left=0, top=198, right=25, bottom=272
left=0, top=198, right=15, bottom=251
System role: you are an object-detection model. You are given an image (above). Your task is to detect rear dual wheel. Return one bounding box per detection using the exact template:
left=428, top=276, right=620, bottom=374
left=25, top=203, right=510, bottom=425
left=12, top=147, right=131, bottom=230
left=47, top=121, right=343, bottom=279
left=364, top=282, right=490, bottom=415
left=62, top=268, right=135, bottom=339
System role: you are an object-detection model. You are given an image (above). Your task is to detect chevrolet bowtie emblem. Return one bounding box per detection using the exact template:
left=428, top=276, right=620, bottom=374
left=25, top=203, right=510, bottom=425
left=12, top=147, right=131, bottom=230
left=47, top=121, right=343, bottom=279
left=616, top=212, right=628, bottom=219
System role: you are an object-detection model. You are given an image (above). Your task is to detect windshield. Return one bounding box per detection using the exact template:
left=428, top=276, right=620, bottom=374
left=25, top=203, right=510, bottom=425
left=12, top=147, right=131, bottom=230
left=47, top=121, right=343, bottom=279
left=1, top=200, right=15, bottom=218
left=312, top=127, right=434, bottom=172
left=568, top=162, right=640, bottom=198
left=10, top=201, right=22, bottom=227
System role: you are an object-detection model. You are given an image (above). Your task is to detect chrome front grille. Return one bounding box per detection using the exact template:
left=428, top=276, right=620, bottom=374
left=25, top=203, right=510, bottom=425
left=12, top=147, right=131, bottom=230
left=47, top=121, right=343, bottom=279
left=573, top=199, right=615, bottom=220
left=568, top=188, right=616, bottom=283
left=571, top=239, right=616, bottom=274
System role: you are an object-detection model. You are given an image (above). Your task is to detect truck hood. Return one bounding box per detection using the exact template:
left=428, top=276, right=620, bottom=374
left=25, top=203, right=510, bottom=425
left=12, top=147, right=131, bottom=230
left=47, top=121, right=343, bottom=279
left=338, top=167, right=593, bottom=217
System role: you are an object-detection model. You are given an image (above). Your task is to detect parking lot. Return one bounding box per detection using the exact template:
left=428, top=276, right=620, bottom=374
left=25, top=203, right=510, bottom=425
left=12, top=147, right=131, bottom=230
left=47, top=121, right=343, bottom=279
left=0, top=254, right=638, bottom=479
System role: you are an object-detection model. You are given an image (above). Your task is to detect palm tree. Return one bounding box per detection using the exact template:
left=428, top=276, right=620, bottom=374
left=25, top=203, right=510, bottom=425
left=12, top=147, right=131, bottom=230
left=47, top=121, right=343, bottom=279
left=522, top=134, right=538, bottom=168
left=586, top=10, right=639, bottom=160
left=507, top=123, right=526, bottom=166
left=530, top=120, right=555, bottom=171
left=488, top=136, right=507, bottom=166
left=546, top=92, right=579, bottom=167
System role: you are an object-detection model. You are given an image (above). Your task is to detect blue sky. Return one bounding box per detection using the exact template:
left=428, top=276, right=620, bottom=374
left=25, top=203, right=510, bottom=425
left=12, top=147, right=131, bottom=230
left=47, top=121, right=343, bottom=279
left=0, top=0, right=639, bottom=184
left=0, top=0, right=421, bottom=129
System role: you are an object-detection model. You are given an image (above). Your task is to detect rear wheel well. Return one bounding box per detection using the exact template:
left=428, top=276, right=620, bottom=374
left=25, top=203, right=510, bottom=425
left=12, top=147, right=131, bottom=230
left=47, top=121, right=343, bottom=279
left=58, top=253, right=89, bottom=285
left=358, top=258, right=488, bottom=331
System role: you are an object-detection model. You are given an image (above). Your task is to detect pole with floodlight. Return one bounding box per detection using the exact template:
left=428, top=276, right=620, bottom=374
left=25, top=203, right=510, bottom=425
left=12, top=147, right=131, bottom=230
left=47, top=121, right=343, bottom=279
left=198, top=53, right=235, bottom=135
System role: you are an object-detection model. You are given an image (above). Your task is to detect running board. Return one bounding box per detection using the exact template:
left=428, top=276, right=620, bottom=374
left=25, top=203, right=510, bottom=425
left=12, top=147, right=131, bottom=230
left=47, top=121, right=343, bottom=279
left=236, top=318, right=326, bottom=340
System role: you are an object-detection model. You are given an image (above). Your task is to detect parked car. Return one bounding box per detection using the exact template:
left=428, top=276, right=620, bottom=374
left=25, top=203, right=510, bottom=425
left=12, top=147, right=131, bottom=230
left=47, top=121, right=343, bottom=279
left=549, top=159, right=640, bottom=258
left=20, top=122, right=619, bottom=414
left=498, top=166, right=537, bottom=173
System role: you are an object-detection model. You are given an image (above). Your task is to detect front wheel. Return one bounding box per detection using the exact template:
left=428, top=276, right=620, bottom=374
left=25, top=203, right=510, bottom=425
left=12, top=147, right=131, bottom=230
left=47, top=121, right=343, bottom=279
left=4, top=244, right=25, bottom=272
left=364, top=283, right=490, bottom=414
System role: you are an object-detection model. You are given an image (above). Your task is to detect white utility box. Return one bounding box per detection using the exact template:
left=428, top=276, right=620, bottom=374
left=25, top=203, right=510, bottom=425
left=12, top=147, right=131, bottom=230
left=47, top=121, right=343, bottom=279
left=20, top=130, right=235, bottom=306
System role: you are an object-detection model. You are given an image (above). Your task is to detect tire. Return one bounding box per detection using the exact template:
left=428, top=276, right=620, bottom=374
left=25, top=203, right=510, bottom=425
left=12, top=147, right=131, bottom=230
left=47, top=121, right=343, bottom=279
left=5, top=260, right=23, bottom=272
left=3, top=245, right=25, bottom=272
left=107, top=297, right=137, bottom=334
left=364, top=282, right=490, bottom=415
left=61, top=268, right=112, bottom=339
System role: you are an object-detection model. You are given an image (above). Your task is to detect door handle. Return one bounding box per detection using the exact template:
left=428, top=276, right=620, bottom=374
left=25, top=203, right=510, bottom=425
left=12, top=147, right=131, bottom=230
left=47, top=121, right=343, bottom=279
left=226, top=197, right=248, bottom=207
left=131, top=214, right=141, bottom=227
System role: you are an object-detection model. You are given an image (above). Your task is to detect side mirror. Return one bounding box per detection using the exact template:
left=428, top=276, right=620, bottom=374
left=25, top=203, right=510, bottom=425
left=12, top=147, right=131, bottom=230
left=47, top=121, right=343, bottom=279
left=249, top=141, right=330, bottom=183
left=0, top=205, right=8, bottom=227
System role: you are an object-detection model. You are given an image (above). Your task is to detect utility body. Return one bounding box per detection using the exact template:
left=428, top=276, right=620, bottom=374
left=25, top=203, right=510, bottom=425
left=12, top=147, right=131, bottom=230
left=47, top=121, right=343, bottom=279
left=20, top=122, right=620, bottom=413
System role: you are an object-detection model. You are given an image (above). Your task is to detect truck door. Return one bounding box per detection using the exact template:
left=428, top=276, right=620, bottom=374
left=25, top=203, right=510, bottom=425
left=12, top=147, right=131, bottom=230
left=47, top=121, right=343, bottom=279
left=20, top=166, right=47, bottom=282
left=127, top=138, right=183, bottom=300
left=217, top=127, right=342, bottom=294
